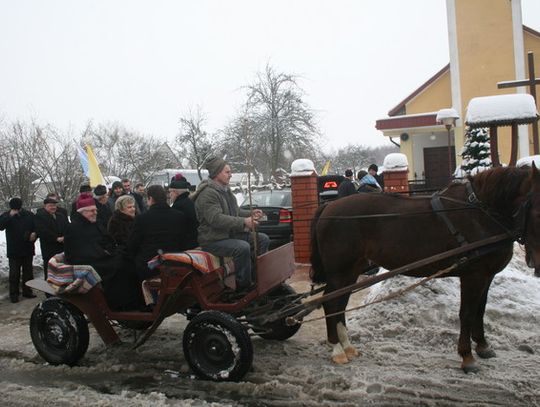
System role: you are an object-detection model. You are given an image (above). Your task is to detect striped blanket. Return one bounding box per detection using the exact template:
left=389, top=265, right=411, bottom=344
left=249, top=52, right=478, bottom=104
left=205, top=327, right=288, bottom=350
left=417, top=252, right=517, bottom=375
left=142, top=250, right=235, bottom=305
left=147, top=250, right=234, bottom=275
left=46, top=253, right=102, bottom=294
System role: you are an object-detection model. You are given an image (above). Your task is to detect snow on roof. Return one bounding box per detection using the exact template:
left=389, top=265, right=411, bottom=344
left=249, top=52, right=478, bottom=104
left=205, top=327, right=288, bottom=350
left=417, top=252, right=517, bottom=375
left=466, top=94, right=539, bottom=128
left=383, top=153, right=408, bottom=172
left=436, top=108, right=459, bottom=123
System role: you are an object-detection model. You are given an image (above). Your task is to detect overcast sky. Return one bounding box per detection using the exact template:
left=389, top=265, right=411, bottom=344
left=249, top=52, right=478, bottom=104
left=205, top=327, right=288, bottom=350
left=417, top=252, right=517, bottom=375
left=1, top=0, right=540, bottom=153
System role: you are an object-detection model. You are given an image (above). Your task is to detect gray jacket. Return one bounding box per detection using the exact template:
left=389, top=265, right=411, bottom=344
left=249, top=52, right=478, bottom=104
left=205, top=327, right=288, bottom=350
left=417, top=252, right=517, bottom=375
left=192, top=179, right=250, bottom=245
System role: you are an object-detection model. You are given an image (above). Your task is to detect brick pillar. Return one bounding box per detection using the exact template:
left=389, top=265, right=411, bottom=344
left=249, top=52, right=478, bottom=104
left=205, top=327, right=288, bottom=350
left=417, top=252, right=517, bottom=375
left=383, top=170, right=410, bottom=194
left=290, top=171, right=318, bottom=264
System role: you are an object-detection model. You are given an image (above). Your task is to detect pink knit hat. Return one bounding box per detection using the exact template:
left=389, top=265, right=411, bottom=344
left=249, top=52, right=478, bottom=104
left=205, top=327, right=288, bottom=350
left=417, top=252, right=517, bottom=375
left=76, top=192, right=96, bottom=212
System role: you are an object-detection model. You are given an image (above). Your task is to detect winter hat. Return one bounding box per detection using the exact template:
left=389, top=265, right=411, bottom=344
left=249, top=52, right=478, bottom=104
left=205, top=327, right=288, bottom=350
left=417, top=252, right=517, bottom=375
left=206, top=157, right=227, bottom=179
left=76, top=192, right=96, bottom=212
left=9, top=197, right=22, bottom=210
left=43, top=197, right=58, bottom=205
left=79, top=183, right=92, bottom=193
left=93, top=184, right=107, bottom=197
left=368, top=164, right=378, bottom=173
left=345, top=169, right=353, bottom=177
left=169, top=173, right=191, bottom=189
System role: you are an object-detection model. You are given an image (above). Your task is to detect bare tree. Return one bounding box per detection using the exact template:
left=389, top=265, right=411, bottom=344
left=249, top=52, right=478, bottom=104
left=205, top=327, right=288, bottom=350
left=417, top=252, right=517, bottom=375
left=0, top=121, right=42, bottom=206
left=176, top=106, right=217, bottom=180
left=83, top=122, right=178, bottom=184
left=327, top=143, right=399, bottom=176
left=244, top=64, right=319, bottom=177
left=32, top=125, right=85, bottom=204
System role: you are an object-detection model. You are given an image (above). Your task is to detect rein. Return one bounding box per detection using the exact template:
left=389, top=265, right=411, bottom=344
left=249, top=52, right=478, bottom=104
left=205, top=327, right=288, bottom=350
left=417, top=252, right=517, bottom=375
left=318, top=179, right=530, bottom=245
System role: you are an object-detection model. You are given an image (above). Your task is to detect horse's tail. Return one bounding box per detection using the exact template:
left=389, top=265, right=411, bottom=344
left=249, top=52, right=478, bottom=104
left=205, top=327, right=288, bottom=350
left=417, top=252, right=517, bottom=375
left=310, top=203, right=327, bottom=284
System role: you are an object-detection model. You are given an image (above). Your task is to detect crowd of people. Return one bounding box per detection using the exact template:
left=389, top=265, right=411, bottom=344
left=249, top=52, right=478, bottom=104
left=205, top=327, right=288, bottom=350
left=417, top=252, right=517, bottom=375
left=337, top=164, right=385, bottom=198
left=1, top=163, right=269, bottom=309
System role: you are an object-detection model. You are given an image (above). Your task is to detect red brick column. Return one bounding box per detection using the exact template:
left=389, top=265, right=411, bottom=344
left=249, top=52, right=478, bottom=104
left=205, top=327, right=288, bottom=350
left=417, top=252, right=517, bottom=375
left=290, top=171, right=318, bottom=264
left=383, top=170, right=409, bottom=194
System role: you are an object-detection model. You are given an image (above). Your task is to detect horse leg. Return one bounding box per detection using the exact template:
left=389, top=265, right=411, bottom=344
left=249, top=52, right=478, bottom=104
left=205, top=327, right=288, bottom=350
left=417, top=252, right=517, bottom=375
left=323, top=294, right=350, bottom=364
left=324, top=267, right=362, bottom=364
left=472, top=274, right=497, bottom=359
left=458, top=274, right=490, bottom=373
left=336, top=292, right=359, bottom=360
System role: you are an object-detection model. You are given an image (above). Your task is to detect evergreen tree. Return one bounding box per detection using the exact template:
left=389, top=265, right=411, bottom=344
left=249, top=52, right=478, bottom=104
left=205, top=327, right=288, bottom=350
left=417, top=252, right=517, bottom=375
left=460, top=127, right=491, bottom=175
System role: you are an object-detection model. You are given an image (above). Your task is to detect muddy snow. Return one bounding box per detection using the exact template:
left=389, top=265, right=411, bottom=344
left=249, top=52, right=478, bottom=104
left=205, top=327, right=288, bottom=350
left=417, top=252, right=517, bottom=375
left=1, top=235, right=540, bottom=406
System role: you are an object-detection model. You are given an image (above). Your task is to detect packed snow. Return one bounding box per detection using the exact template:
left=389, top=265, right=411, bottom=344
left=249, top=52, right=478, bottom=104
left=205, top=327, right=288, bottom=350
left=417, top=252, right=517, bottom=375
left=466, top=94, right=539, bottom=124
left=290, top=159, right=316, bottom=176
left=1, top=231, right=540, bottom=405
left=517, top=155, right=540, bottom=168
left=382, top=153, right=408, bottom=171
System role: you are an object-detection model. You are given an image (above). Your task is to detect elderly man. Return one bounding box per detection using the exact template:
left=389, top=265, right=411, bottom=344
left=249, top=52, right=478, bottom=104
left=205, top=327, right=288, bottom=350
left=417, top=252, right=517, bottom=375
left=192, top=157, right=269, bottom=291
left=126, top=185, right=192, bottom=280
left=64, top=192, right=142, bottom=310
left=169, top=174, right=198, bottom=249
left=0, top=197, right=37, bottom=303
left=35, top=196, right=69, bottom=279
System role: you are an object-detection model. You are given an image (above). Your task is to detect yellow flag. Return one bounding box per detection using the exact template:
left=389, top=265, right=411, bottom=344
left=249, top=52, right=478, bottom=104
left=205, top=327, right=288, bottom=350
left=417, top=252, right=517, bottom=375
left=321, top=160, right=331, bottom=176
left=86, top=144, right=106, bottom=187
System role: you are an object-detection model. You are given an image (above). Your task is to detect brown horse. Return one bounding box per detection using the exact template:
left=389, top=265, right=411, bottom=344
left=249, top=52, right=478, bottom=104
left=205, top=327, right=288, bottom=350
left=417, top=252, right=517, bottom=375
left=310, top=165, right=540, bottom=372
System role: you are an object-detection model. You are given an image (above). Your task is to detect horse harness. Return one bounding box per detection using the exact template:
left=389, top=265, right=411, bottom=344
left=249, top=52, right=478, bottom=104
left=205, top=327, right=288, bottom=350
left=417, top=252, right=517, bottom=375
left=431, top=179, right=533, bottom=247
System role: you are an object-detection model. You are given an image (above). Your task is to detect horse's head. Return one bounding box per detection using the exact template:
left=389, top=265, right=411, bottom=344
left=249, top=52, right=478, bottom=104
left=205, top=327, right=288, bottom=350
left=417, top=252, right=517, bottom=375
left=519, top=163, right=540, bottom=275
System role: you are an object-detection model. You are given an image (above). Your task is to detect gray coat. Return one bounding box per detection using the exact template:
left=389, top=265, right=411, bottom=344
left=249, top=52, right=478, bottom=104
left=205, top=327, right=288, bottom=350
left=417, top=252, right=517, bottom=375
left=192, top=179, right=250, bottom=245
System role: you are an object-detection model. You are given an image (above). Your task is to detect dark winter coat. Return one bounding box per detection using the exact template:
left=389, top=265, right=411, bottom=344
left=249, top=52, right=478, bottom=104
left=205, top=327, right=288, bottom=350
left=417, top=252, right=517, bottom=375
left=130, top=191, right=146, bottom=214
left=338, top=178, right=357, bottom=198
left=374, top=173, right=385, bottom=190
left=107, top=193, right=123, bottom=212
left=95, top=198, right=113, bottom=229
left=34, top=208, right=69, bottom=261
left=172, top=192, right=199, bottom=249
left=126, top=202, right=192, bottom=280
left=0, top=209, right=36, bottom=258
left=107, top=210, right=135, bottom=248
left=64, top=212, right=120, bottom=284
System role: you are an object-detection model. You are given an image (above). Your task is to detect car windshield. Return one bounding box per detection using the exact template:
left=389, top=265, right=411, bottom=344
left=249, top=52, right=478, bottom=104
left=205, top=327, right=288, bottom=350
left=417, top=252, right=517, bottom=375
left=242, top=190, right=291, bottom=207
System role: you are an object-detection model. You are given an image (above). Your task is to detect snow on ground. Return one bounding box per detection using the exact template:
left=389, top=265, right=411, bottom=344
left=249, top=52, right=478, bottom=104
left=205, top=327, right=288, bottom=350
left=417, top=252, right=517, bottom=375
left=0, top=231, right=540, bottom=405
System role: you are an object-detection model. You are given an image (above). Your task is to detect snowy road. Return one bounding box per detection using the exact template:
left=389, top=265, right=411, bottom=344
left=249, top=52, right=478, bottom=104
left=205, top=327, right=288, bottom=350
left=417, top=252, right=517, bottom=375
left=1, top=246, right=540, bottom=406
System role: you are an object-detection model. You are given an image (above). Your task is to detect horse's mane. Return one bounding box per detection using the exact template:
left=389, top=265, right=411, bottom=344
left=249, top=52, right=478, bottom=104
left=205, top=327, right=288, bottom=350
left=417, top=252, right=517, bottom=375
left=469, top=166, right=530, bottom=214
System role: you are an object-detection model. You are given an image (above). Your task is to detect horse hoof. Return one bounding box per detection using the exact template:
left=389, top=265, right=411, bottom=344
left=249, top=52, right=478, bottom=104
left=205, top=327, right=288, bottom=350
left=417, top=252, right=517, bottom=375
left=476, top=348, right=496, bottom=359
left=344, top=346, right=359, bottom=359
left=332, top=353, right=349, bottom=364
left=462, top=363, right=480, bottom=374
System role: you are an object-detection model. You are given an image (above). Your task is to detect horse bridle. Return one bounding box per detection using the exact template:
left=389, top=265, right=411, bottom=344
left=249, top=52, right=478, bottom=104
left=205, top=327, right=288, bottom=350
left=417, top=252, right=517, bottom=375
left=434, top=179, right=533, bottom=247
left=512, top=192, right=533, bottom=245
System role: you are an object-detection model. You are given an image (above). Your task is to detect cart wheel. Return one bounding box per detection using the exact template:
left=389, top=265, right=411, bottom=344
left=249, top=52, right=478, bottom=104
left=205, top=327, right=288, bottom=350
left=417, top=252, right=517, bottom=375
left=29, top=298, right=89, bottom=366
left=183, top=311, right=253, bottom=382
left=258, top=283, right=302, bottom=341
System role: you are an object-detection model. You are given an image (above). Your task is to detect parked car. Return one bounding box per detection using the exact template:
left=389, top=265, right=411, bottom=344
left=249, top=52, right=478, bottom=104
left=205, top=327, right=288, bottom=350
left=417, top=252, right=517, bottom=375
left=317, top=175, right=344, bottom=203
left=240, top=189, right=293, bottom=249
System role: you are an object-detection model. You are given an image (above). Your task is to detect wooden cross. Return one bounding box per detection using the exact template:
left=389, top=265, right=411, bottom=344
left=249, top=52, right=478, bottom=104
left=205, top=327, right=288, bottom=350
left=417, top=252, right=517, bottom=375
left=498, top=51, right=540, bottom=154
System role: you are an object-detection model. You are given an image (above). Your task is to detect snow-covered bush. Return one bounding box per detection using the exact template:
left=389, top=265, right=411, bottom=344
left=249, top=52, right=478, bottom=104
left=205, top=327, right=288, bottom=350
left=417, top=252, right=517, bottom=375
left=460, top=127, right=492, bottom=175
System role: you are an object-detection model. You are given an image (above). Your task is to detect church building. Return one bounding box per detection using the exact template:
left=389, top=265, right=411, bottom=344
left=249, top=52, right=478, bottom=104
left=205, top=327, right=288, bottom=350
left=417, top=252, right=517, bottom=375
left=375, top=0, right=540, bottom=188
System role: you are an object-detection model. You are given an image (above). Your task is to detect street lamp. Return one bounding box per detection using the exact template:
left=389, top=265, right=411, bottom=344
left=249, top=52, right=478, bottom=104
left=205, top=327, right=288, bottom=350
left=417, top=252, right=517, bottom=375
left=436, top=108, right=460, bottom=179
